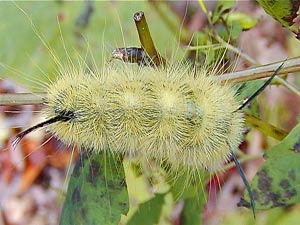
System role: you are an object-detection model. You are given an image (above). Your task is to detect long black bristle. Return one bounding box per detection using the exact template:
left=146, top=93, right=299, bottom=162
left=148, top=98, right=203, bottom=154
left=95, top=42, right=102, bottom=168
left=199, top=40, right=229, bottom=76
left=11, top=115, right=65, bottom=148
left=12, top=109, right=76, bottom=148
left=236, top=61, right=285, bottom=111
left=231, top=149, right=256, bottom=218
left=230, top=60, right=286, bottom=217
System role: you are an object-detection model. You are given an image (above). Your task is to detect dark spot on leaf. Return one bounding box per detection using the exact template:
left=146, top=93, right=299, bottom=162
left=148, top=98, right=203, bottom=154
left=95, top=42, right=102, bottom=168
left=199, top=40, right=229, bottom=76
left=87, top=159, right=101, bottom=185
left=267, top=192, right=285, bottom=207
left=293, top=139, right=300, bottom=153
left=253, top=189, right=259, bottom=201
left=257, top=168, right=272, bottom=192
left=119, top=201, right=128, bottom=212
left=237, top=198, right=250, bottom=208
left=254, top=169, right=289, bottom=207
left=273, top=128, right=286, bottom=137
left=288, top=169, right=296, bottom=181
left=282, top=0, right=300, bottom=26
left=285, top=188, right=297, bottom=199
left=73, top=155, right=85, bottom=177
left=279, top=179, right=297, bottom=198
left=72, top=186, right=81, bottom=204
left=279, top=179, right=291, bottom=189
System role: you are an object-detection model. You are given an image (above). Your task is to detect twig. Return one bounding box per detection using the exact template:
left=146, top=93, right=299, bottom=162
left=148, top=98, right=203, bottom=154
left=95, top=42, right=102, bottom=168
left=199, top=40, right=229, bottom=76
left=215, top=35, right=300, bottom=95
left=215, top=34, right=257, bottom=65
left=274, top=76, right=300, bottom=97
left=1, top=57, right=299, bottom=106
left=133, top=11, right=166, bottom=66
left=0, top=93, right=46, bottom=106
left=218, top=57, right=300, bottom=84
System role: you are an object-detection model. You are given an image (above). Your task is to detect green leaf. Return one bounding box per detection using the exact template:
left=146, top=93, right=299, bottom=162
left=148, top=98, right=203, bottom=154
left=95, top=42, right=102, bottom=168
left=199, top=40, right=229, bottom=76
left=170, top=170, right=207, bottom=225
left=127, top=193, right=165, bottom=225
left=257, top=0, right=300, bottom=32
left=227, top=20, right=244, bottom=40
left=59, top=152, right=129, bottom=225
left=169, top=170, right=208, bottom=200
left=181, top=196, right=205, bottom=225
left=243, top=123, right=300, bottom=210
left=226, top=11, right=257, bottom=30
left=212, top=0, right=236, bottom=24
left=235, top=80, right=264, bottom=117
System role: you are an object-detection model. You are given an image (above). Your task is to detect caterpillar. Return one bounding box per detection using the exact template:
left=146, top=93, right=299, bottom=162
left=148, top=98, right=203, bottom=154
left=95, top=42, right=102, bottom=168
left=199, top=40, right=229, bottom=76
left=11, top=55, right=283, bottom=219
left=14, top=61, right=244, bottom=171
left=1, top=2, right=297, bottom=223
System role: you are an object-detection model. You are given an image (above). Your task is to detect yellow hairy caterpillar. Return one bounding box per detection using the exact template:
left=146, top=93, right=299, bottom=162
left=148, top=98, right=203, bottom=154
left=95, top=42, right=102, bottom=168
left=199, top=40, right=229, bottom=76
left=15, top=62, right=244, bottom=171
left=2, top=3, right=295, bottom=222
left=12, top=55, right=283, bottom=218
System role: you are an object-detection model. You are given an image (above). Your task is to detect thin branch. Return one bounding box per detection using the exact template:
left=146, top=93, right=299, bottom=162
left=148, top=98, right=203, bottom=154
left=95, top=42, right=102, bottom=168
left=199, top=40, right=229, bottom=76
left=275, top=76, right=300, bottom=97
left=230, top=148, right=255, bottom=218
left=236, top=61, right=284, bottom=111
left=215, top=35, right=300, bottom=95
left=215, top=34, right=257, bottom=65
left=0, top=93, right=46, bottom=106
left=1, top=57, right=299, bottom=106
left=218, top=57, right=300, bottom=84
left=133, top=11, right=166, bottom=67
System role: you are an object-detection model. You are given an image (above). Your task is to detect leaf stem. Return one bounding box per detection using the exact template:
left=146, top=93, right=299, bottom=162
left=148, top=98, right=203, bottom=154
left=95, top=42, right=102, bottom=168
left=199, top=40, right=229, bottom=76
left=133, top=11, right=165, bottom=67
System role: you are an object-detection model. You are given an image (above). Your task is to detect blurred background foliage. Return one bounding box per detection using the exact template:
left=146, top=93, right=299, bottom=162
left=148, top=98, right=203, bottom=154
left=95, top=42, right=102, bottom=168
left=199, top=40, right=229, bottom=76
left=0, top=1, right=300, bottom=225
left=0, top=1, right=177, bottom=91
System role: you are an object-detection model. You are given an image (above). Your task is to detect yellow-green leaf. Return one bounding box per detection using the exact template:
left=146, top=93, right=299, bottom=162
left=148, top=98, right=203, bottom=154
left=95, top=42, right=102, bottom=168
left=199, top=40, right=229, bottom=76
left=226, top=11, right=257, bottom=30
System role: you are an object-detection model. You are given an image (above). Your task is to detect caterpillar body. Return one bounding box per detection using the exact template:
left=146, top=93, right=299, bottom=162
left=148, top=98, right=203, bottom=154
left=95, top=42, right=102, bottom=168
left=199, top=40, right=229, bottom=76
left=16, top=62, right=244, bottom=173
left=2, top=2, right=298, bottom=223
